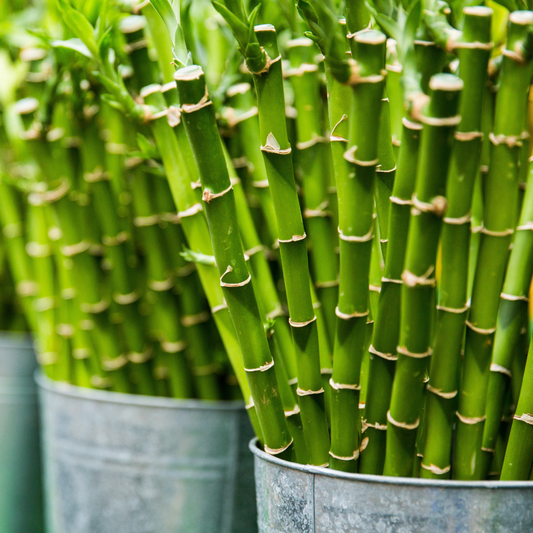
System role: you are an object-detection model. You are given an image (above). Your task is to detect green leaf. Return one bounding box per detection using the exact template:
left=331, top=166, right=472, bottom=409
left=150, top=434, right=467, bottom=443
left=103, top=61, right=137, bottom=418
left=136, top=133, right=159, bottom=159
left=212, top=1, right=249, bottom=49
left=149, top=0, right=178, bottom=44
left=173, top=24, right=189, bottom=67
left=180, top=247, right=217, bottom=266
left=50, top=38, right=92, bottom=58
left=56, top=0, right=98, bottom=58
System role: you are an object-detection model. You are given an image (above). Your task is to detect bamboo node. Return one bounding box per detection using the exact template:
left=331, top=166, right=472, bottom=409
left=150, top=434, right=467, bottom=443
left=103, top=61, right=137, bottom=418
left=178, top=202, right=203, bottom=219
left=412, top=193, right=447, bottom=216
left=402, top=266, right=436, bottom=287
left=192, top=363, right=219, bottom=376
left=361, top=419, right=387, bottom=433
left=176, top=263, right=196, bottom=278
left=296, top=135, right=327, bottom=150
left=315, top=278, right=339, bottom=289
left=84, top=168, right=109, bottom=183
left=245, top=359, right=275, bottom=372
left=514, top=413, right=533, bottom=426
left=369, top=284, right=381, bottom=293
left=381, top=277, right=403, bottom=284
left=134, top=214, right=160, bottom=227
left=128, top=347, right=153, bottom=363
left=26, top=241, right=51, bottom=258
left=279, top=233, right=307, bottom=243
left=283, top=63, right=319, bottom=78
left=264, top=437, right=293, bottom=456
left=288, top=377, right=298, bottom=386
left=500, top=292, right=528, bottom=302
left=2, top=222, right=22, bottom=239
left=490, top=363, right=512, bottom=378
left=465, top=321, right=496, bottom=335
left=329, top=450, right=359, bottom=461
left=304, top=200, right=330, bottom=219
left=343, top=145, right=379, bottom=167
left=56, top=323, right=74, bottom=338
left=454, top=131, right=483, bottom=142
left=397, top=345, right=432, bottom=359
left=335, top=306, right=369, bottom=320
left=330, top=114, right=348, bottom=142
left=220, top=265, right=252, bottom=288
left=148, top=275, right=175, bottom=292
left=369, top=344, right=398, bottom=361
left=28, top=178, right=71, bottom=206
left=180, top=86, right=212, bottom=114
left=211, top=301, right=228, bottom=314
left=166, top=106, right=181, bottom=127
left=387, top=411, right=420, bottom=430
left=261, top=132, right=292, bottom=155
left=161, top=340, right=187, bottom=353
left=338, top=224, right=374, bottom=243
left=489, top=131, right=528, bottom=148
left=102, top=231, right=130, bottom=246
left=80, top=299, right=110, bottom=314
left=436, top=304, right=468, bottom=314
left=222, top=106, right=258, bottom=128
left=359, top=437, right=369, bottom=452
left=91, top=376, right=113, bottom=389
left=266, top=305, right=284, bottom=320
left=329, top=378, right=361, bottom=391
left=289, top=316, right=317, bottom=328
left=443, top=212, right=471, bottom=225
left=113, top=291, right=140, bottom=305
left=420, top=463, right=451, bottom=475
left=202, top=183, right=233, bottom=203
left=377, top=165, right=396, bottom=174
left=180, top=311, right=210, bottom=327
left=516, top=221, right=533, bottom=231
left=284, top=405, right=300, bottom=417
left=456, top=411, right=486, bottom=424
left=102, top=355, right=128, bottom=372
left=252, top=179, right=270, bottom=188
left=420, top=114, right=461, bottom=127
left=72, top=348, right=90, bottom=360
left=16, top=280, right=38, bottom=297
left=61, top=240, right=90, bottom=257
left=37, top=351, right=57, bottom=366
left=321, top=368, right=333, bottom=375
left=160, top=212, right=180, bottom=224
left=297, top=386, right=324, bottom=396
left=402, top=117, right=423, bottom=130
left=426, top=384, right=457, bottom=399
left=448, top=40, right=493, bottom=51
left=389, top=195, right=412, bottom=206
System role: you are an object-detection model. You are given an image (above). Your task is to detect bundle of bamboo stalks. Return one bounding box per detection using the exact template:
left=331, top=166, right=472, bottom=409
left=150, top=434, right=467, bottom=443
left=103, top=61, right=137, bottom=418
left=3, top=0, right=533, bottom=481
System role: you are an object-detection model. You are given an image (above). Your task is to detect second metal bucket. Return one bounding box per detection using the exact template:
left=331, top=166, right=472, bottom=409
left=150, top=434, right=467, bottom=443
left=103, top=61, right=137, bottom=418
left=251, top=439, right=533, bottom=533
left=0, top=332, right=43, bottom=533
left=37, top=375, right=257, bottom=533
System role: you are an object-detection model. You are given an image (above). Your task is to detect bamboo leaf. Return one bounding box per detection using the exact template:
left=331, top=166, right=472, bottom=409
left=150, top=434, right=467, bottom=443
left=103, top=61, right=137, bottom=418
left=149, top=0, right=178, bottom=44
left=50, top=38, right=92, bottom=58
left=212, top=1, right=249, bottom=49
left=180, top=248, right=217, bottom=266
left=56, top=0, right=98, bottom=58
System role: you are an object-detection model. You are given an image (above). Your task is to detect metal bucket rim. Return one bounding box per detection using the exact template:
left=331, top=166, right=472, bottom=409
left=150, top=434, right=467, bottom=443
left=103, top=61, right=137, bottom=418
left=249, top=438, right=533, bottom=489
left=35, top=372, right=246, bottom=411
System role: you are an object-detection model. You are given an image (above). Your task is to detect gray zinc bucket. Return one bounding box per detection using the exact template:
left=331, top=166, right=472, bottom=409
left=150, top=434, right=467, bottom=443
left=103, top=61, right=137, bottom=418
left=251, top=438, right=533, bottom=533
left=37, top=375, right=257, bottom=533
left=0, top=332, right=43, bottom=533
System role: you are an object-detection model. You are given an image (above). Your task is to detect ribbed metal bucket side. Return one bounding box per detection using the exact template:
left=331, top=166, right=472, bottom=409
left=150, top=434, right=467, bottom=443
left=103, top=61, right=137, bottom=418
left=0, top=332, right=43, bottom=533
left=250, top=438, right=533, bottom=533
left=37, top=375, right=257, bottom=533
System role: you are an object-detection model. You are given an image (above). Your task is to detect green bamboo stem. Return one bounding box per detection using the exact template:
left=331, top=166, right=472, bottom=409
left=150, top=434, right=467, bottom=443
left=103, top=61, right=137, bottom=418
left=175, top=65, right=293, bottom=459
left=141, top=83, right=263, bottom=441
left=375, top=97, right=397, bottom=261
left=246, top=24, right=330, bottom=465
left=483, top=156, right=533, bottom=452
left=359, top=118, right=421, bottom=475
left=454, top=11, right=533, bottom=480
left=501, top=334, right=533, bottom=480
left=225, top=83, right=279, bottom=248
left=421, top=7, right=492, bottom=480
left=286, top=37, right=338, bottom=346
left=329, top=30, right=386, bottom=473
left=384, top=73, right=462, bottom=478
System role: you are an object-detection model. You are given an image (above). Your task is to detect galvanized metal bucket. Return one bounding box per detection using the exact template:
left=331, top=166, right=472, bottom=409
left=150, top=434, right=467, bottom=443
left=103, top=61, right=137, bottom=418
left=0, top=332, right=43, bottom=533
left=37, top=375, right=257, bottom=533
left=251, top=438, right=533, bottom=533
